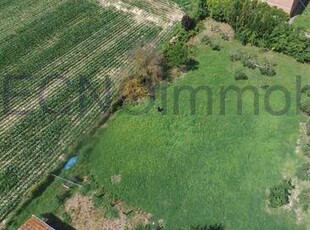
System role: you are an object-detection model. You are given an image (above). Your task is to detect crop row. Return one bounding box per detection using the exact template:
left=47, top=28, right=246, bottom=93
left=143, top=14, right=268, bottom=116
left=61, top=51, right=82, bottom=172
left=0, top=7, right=136, bottom=131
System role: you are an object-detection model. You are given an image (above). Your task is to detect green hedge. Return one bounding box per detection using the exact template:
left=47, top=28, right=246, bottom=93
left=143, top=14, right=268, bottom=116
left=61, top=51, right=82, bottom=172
left=205, top=0, right=310, bottom=63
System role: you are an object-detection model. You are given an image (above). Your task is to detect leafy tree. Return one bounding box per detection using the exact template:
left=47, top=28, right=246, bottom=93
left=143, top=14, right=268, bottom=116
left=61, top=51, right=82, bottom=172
left=197, top=0, right=209, bottom=20
left=163, top=42, right=190, bottom=67
left=182, top=15, right=196, bottom=31
left=205, top=0, right=309, bottom=63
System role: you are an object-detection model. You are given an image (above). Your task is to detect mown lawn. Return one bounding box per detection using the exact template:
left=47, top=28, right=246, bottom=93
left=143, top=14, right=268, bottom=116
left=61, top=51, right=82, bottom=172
left=89, top=38, right=310, bottom=229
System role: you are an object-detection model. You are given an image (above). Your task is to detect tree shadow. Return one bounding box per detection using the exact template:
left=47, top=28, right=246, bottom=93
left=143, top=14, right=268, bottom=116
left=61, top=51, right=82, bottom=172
left=187, top=58, right=200, bottom=71
left=41, top=213, right=76, bottom=230
left=293, top=0, right=309, bottom=16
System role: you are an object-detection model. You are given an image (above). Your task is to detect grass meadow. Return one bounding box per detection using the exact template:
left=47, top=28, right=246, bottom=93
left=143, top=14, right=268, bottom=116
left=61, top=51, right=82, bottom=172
left=89, top=37, right=310, bottom=229
left=7, top=17, right=310, bottom=230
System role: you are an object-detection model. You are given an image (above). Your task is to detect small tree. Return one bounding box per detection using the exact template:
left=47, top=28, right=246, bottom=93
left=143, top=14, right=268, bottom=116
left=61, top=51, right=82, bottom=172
left=163, top=42, right=190, bottom=67
left=182, top=15, right=195, bottom=31
left=268, top=179, right=294, bottom=208
left=197, top=0, right=209, bottom=20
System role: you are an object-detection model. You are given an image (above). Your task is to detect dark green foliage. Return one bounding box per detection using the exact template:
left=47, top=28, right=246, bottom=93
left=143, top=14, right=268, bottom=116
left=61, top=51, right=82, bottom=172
left=210, top=42, right=221, bottom=51
left=163, top=42, right=190, bottom=67
left=135, top=224, right=163, bottom=230
left=182, top=15, right=196, bottom=31
left=206, top=0, right=309, bottom=63
left=0, top=165, right=18, bottom=193
left=300, top=98, right=310, bottom=116
left=296, top=163, right=310, bottom=181
left=259, top=61, right=276, bottom=76
left=188, top=224, right=224, bottom=230
left=299, top=189, right=310, bottom=211
left=234, top=70, right=248, bottom=80
left=55, top=190, right=72, bottom=204
left=197, top=0, right=209, bottom=20
left=241, top=59, right=257, bottom=70
left=301, top=141, right=310, bottom=158
left=239, top=53, right=258, bottom=69
left=268, top=180, right=294, bottom=208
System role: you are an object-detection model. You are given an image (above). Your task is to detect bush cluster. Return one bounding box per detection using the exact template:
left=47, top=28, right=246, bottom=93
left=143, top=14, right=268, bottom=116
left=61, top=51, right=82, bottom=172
left=268, top=179, right=294, bottom=208
left=206, top=0, right=310, bottom=63
left=234, top=70, right=248, bottom=81
left=118, top=46, right=165, bottom=103
left=229, top=50, right=276, bottom=75
left=299, top=189, right=310, bottom=211
left=259, top=61, right=276, bottom=76
left=296, top=163, right=310, bottom=181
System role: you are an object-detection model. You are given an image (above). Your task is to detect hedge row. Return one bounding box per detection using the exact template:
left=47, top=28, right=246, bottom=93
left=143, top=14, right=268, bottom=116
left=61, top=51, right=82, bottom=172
left=198, top=0, right=310, bottom=63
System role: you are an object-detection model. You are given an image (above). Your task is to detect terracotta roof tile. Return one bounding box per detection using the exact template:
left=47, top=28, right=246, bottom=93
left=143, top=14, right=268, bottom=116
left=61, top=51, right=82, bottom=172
left=19, top=216, right=55, bottom=230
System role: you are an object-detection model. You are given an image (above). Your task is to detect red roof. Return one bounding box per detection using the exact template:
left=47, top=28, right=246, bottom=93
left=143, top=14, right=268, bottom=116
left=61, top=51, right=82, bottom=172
left=19, top=216, right=55, bottom=230
left=266, top=0, right=296, bottom=13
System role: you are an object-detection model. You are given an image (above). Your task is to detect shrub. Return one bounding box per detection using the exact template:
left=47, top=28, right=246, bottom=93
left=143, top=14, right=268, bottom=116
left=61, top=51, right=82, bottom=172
left=234, top=70, right=248, bottom=80
left=56, top=190, right=72, bottom=204
left=210, top=42, right=221, bottom=51
left=240, top=53, right=258, bottom=69
left=268, top=179, right=294, bottom=208
left=163, top=42, right=190, bottom=67
left=299, top=189, right=310, bottom=211
left=201, top=35, right=211, bottom=45
left=301, top=141, right=310, bottom=158
left=220, top=32, right=229, bottom=41
left=182, top=15, right=196, bottom=31
left=259, top=61, right=276, bottom=76
left=296, top=163, right=310, bottom=181
left=120, top=78, right=148, bottom=102
left=205, top=0, right=309, bottom=63
left=229, top=50, right=243, bottom=62
left=135, top=224, right=162, bottom=230
left=197, top=0, right=209, bottom=20
left=119, top=46, right=164, bottom=103
left=241, top=59, right=257, bottom=70
left=300, top=98, right=310, bottom=116
left=188, top=224, right=224, bottom=230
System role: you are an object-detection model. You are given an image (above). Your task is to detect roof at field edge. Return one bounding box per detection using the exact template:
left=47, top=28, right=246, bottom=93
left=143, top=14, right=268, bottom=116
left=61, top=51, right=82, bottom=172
left=18, top=215, right=55, bottom=230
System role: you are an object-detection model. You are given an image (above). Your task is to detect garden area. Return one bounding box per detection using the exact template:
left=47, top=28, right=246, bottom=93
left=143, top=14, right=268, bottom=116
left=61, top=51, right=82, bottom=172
left=4, top=0, right=310, bottom=229
left=8, top=17, right=310, bottom=229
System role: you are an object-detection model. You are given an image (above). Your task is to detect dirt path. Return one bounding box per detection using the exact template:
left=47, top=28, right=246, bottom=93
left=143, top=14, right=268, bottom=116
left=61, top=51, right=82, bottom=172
left=65, top=193, right=152, bottom=230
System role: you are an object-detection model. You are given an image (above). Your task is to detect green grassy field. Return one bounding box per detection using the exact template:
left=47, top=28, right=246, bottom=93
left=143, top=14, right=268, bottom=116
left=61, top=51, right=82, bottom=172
left=88, top=37, right=310, bottom=229
left=5, top=5, right=310, bottom=230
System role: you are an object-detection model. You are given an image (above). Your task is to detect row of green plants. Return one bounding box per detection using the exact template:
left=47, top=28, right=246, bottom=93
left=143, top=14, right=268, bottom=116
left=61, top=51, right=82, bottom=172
left=0, top=2, right=174, bottom=221
left=0, top=23, right=161, bottom=218
left=0, top=7, right=142, bottom=115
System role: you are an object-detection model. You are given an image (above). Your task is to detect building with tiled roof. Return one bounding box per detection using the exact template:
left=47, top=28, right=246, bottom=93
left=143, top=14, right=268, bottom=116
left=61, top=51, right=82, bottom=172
left=18, top=215, right=55, bottom=230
